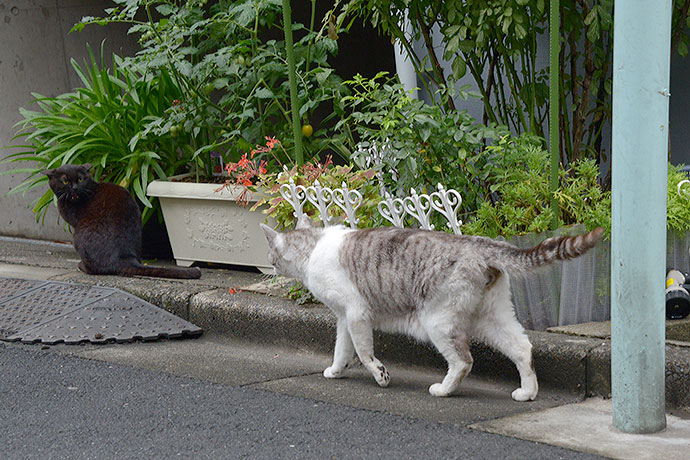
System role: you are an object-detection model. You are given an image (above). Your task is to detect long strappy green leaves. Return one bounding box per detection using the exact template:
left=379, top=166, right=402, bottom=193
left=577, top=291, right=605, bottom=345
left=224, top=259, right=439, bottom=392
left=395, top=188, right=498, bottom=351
left=2, top=43, right=191, bottom=223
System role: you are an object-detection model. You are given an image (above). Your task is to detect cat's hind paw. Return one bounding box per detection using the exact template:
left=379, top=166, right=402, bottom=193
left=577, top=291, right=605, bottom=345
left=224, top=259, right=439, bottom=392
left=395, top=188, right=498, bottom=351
left=428, top=383, right=452, bottom=397
left=323, top=366, right=346, bottom=379
left=511, top=387, right=537, bottom=402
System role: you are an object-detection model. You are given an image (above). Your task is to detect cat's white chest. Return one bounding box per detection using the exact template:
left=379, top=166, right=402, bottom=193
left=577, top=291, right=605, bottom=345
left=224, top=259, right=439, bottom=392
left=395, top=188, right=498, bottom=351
left=304, top=227, right=360, bottom=314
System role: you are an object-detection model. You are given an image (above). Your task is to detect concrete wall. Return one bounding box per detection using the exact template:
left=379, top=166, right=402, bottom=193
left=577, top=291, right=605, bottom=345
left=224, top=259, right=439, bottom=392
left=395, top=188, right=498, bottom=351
left=0, top=0, right=139, bottom=242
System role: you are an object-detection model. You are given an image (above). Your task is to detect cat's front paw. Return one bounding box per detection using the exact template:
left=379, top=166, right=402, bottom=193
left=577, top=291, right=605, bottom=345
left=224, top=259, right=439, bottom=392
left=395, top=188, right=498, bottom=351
left=374, top=365, right=390, bottom=387
left=429, top=383, right=452, bottom=397
left=511, top=387, right=537, bottom=402
left=323, top=366, right=345, bottom=379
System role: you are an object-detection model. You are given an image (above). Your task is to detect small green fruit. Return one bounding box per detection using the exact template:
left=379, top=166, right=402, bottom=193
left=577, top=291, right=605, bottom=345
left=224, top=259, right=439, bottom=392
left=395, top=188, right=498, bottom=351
left=301, top=124, right=313, bottom=137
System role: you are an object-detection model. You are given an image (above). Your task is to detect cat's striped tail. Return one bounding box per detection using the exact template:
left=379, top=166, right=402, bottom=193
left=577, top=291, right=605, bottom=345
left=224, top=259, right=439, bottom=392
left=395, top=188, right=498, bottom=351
left=517, top=227, right=604, bottom=268
left=494, top=227, right=604, bottom=274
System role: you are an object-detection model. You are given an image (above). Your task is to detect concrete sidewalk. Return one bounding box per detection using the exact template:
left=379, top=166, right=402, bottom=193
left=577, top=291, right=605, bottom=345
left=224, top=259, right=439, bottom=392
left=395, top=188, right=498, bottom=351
left=0, top=235, right=689, bottom=411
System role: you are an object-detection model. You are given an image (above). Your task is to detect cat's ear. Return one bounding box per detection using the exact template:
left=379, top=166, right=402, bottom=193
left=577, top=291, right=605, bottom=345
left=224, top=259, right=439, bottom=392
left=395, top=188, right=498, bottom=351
left=295, top=214, right=312, bottom=230
left=81, top=163, right=93, bottom=172
left=260, top=223, right=278, bottom=244
left=41, top=169, right=55, bottom=177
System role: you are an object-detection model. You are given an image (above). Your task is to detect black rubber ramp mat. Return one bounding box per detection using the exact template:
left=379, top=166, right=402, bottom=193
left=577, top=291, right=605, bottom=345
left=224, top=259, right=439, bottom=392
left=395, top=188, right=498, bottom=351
left=0, top=277, right=202, bottom=344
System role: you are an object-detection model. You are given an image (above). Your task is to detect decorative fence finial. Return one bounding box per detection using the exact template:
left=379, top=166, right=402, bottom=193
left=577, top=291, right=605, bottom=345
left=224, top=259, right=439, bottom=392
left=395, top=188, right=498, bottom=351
left=403, top=188, right=434, bottom=230
left=305, top=180, right=335, bottom=226
left=279, top=179, right=307, bottom=220
left=430, top=183, right=463, bottom=234
left=377, top=194, right=406, bottom=228
left=332, top=182, right=363, bottom=228
left=279, top=179, right=464, bottom=234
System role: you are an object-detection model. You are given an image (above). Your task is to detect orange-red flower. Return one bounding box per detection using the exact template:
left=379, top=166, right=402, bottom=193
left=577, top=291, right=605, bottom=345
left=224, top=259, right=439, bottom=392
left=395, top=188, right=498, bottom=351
left=222, top=138, right=282, bottom=206
left=265, top=136, right=279, bottom=149
left=238, top=153, right=250, bottom=169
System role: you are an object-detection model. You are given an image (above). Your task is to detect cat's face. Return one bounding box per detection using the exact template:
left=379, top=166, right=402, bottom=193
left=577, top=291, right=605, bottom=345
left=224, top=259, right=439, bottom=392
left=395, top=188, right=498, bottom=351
left=42, top=163, right=96, bottom=203
left=261, top=225, right=297, bottom=278
left=261, top=221, right=320, bottom=280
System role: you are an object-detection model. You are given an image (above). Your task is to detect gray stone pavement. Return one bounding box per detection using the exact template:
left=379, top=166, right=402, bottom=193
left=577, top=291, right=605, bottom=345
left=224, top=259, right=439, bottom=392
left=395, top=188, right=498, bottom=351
left=1, top=235, right=690, bottom=458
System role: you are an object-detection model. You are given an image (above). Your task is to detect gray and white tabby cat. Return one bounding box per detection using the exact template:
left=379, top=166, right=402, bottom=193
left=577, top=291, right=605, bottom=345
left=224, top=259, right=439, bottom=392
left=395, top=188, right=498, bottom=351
left=261, top=218, right=603, bottom=401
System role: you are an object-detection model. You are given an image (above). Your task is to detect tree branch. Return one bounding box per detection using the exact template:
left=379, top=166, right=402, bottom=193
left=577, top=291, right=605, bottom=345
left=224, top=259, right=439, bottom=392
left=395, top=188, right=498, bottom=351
left=415, top=6, right=456, bottom=111
left=483, top=51, right=499, bottom=125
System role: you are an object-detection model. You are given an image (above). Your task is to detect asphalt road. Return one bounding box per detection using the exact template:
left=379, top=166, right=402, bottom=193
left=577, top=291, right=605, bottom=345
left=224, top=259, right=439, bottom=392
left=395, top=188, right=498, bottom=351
left=0, top=338, right=603, bottom=460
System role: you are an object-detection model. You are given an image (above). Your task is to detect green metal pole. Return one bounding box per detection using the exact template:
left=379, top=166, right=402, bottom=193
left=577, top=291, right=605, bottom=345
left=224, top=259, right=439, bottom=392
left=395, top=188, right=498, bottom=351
left=281, top=0, right=304, bottom=165
left=548, top=0, right=560, bottom=230
left=611, top=0, right=670, bottom=434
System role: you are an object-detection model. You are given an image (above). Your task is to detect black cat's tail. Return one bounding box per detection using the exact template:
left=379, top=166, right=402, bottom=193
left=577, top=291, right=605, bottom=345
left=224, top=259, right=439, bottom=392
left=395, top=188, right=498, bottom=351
left=119, top=262, right=201, bottom=279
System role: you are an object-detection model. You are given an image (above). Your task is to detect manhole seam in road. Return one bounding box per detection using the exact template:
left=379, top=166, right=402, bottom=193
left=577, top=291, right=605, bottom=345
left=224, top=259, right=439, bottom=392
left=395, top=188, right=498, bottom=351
left=0, top=277, right=202, bottom=344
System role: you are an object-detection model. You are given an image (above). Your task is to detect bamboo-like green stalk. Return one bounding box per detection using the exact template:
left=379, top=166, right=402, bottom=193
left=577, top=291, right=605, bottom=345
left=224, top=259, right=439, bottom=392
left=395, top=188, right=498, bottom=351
left=281, top=0, right=304, bottom=165
left=549, top=0, right=560, bottom=230
left=305, top=0, right=316, bottom=73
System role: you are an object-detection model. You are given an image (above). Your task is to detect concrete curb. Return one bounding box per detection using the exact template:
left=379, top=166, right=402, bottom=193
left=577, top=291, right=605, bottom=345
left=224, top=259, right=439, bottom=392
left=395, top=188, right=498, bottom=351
left=63, top=274, right=690, bottom=409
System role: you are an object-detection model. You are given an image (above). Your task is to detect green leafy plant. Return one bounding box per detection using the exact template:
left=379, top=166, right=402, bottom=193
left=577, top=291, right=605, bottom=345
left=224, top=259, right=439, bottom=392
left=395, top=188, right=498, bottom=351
left=216, top=134, right=381, bottom=229
left=668, top=165, right=690, bottom=234
left=286, top=280, right=319, bottom=305
left=333, top=72, right=508, bottom=222
left=2, top=46, right=191, bottom=223
left=338, top=0, right=690, bottom=179
left=462, top=134, right=611, bottom=237
left=241, top=157, right=381, bottom=230
left=74, top=0, right=348, bottom=170
left=257, top=162, right=381, bottom=230
left=465, top=142, right=690, bottom=238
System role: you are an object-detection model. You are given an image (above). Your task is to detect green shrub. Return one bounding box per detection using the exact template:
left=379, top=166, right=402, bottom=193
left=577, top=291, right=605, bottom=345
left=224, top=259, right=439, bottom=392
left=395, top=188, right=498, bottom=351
left=462, top=134, right=611, bottom=237
left=463, top=134, right=690, bottom=238
left=668, top=166, right=690, bottom=233
left=333, top=72, right=508, bottom=223
left=253, top=161, right=383, bottom=231
left=339, top=0, right=690, bottom=176
left=74, top=0, right=347, bottom=166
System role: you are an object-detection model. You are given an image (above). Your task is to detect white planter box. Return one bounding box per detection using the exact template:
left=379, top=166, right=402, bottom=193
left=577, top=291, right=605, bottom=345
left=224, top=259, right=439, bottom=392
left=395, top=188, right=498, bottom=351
left=146, top=175, right=275, bottom=273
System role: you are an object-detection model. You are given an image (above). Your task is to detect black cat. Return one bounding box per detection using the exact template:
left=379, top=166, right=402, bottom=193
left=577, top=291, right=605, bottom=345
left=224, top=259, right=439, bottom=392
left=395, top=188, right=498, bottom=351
left=42, top=163, right=201, bottom=279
